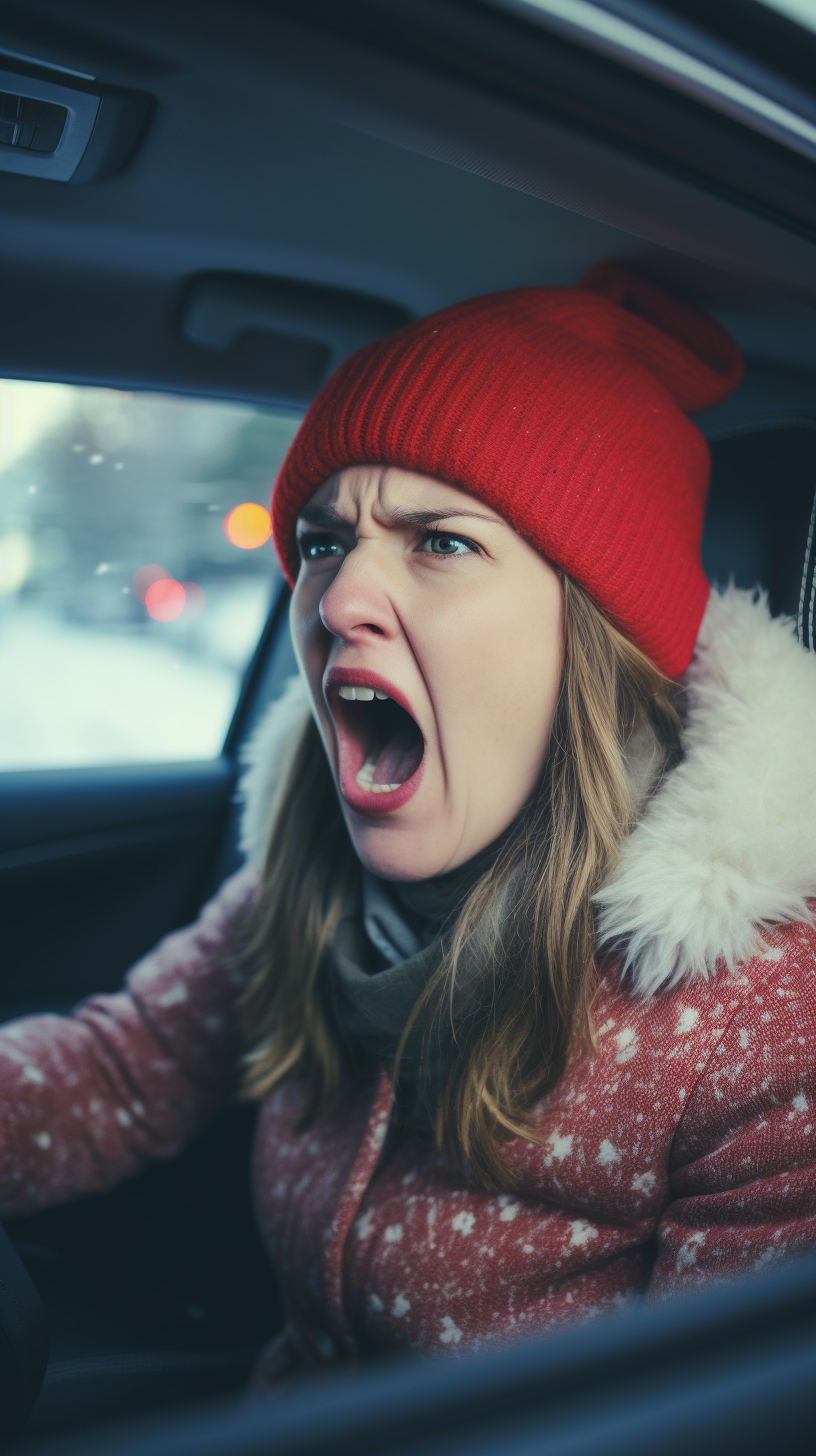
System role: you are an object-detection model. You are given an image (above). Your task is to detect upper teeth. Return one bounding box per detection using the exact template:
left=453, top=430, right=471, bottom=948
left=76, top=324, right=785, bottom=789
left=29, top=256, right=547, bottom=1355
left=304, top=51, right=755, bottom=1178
left=338, top=685, right=390, bottom=701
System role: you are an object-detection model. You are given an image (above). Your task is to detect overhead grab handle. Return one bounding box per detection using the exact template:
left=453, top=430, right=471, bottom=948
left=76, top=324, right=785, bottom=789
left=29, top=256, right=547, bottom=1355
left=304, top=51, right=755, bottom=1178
left=182, top=273, right=412, bottom=375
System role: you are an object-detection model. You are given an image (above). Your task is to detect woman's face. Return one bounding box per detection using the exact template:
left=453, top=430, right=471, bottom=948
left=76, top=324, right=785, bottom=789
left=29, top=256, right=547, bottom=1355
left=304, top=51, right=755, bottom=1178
left=290, top=465, right=564, bottom=881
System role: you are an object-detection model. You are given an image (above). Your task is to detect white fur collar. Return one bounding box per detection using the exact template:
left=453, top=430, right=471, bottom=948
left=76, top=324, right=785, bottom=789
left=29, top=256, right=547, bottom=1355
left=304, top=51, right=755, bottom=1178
left=596, top=585, right=816, bottom=992
left=239, top=587, right=816, bottom=996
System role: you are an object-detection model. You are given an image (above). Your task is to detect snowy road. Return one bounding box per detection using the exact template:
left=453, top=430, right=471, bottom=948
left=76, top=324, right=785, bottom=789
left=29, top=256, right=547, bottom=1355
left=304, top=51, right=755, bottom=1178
left=0, top=598, right=268, bottom=768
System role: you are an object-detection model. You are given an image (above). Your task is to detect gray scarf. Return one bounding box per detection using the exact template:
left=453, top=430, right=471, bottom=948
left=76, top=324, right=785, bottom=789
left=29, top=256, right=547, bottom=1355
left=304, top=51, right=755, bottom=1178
left=327, top=835, right=511, bottom=1123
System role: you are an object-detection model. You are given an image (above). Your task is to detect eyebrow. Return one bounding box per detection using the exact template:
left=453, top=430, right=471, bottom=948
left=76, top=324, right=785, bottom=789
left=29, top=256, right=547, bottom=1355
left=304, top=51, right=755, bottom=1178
left=295, top=504, right=501, bottom=530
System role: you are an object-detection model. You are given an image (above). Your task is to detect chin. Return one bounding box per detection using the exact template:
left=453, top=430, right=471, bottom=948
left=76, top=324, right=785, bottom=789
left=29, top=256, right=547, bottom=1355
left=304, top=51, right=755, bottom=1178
left=344, top=818, right=454, bottom=883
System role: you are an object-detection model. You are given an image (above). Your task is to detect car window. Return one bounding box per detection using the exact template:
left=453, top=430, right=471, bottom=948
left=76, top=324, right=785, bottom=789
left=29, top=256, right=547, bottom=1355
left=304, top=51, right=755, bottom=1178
left=757, top=1, right=816, bottom=35
left=0, top=381, right=301, bottom=769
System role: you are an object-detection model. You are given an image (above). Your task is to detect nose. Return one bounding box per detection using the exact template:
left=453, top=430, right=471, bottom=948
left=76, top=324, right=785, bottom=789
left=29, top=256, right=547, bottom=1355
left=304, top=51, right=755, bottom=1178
left=318, top=542, right=398, bottom=643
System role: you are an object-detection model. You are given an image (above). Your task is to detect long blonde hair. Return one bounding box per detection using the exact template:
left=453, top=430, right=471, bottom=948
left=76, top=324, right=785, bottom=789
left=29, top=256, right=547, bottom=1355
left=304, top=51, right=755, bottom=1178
left=239, top=577, right=682, bottom=1188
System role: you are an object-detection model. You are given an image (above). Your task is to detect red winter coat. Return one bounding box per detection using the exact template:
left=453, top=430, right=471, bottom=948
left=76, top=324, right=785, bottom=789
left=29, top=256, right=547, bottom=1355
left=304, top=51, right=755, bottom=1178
left=1, top=588, right=815, bottom=1377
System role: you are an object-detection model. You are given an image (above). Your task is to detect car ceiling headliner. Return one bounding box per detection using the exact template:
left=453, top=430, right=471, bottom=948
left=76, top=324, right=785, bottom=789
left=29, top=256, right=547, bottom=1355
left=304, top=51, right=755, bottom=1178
left=1, top=0, right=815, bottom=425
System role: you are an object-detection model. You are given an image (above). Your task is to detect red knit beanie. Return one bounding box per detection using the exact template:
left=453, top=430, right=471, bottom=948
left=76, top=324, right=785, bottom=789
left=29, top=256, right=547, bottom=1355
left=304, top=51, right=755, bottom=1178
left=271, top=261, right=743, bottom=677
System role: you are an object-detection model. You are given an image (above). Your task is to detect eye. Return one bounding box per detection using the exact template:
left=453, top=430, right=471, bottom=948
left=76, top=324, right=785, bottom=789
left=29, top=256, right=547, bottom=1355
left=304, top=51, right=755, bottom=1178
left=417, top=530, right=479, bottom=557
left=297, top=531, right=345, bottom=561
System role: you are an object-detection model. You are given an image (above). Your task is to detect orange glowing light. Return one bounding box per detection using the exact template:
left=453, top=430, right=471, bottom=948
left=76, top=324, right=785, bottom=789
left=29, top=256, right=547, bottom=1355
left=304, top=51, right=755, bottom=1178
left=132, top=563, right=168, bottom=604
left=224, top=502, right=272, bottom=550
left=144, top=577, right=186, bottom=622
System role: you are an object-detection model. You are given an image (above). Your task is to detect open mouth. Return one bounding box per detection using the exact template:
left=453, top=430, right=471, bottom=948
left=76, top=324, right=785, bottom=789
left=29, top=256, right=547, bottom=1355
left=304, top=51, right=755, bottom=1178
left=330, top=681, right=426, bottom=808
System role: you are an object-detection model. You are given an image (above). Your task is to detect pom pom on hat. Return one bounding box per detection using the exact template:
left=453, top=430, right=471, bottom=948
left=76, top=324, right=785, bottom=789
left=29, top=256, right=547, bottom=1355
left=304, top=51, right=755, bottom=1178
left=271, top=262, right=744, bottom=677
left=578, top=261, right=743, bottom=414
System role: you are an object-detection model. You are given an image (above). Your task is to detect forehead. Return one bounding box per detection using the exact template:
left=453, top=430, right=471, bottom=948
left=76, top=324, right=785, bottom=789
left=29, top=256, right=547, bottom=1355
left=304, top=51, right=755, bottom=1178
left=300, top=464, right=505, bottom=523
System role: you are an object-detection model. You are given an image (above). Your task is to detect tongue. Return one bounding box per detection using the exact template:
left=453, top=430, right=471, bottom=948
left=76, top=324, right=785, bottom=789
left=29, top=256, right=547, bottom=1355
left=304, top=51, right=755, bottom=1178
left=372, top=724, right=424, bottom=785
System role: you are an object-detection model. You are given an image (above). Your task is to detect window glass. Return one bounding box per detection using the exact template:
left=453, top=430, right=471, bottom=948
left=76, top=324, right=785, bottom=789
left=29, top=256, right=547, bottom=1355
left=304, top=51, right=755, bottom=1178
left=0, top=381, right=301, bottom=769
left=755, top=1, right=816, bottom=37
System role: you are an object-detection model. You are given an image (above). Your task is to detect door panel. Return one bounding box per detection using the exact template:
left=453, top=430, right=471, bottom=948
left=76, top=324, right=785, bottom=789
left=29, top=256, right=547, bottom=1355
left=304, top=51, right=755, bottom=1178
left=0, top=596, right=293, bottom=1434
left=0, top=759, right=234, bottom=1017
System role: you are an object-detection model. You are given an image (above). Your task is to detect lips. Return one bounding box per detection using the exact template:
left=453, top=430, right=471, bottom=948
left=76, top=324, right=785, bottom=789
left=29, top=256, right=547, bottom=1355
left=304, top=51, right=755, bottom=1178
left=325, top=668, right=426, bottom=814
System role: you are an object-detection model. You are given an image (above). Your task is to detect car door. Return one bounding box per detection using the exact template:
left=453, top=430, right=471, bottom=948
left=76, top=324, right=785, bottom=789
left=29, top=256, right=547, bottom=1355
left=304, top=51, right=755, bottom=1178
left=0, top=380, right=304, bottom=1436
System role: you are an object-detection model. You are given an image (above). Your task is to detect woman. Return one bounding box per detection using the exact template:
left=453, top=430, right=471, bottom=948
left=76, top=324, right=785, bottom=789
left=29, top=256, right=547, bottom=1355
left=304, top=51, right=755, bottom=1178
left=1, top=263, right=814, bottom=1377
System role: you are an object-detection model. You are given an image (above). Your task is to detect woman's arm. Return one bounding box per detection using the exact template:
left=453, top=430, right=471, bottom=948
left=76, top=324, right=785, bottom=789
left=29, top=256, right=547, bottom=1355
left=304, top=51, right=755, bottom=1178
left=0, top=866, right=259, bottom=1218
left=648, top=934, right=816, bottom=1298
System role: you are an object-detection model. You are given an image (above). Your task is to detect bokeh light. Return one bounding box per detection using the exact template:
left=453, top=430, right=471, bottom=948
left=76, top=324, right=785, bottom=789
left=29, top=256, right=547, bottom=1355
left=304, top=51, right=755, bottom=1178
left=144, top=578, right=186, bottom=622
left=132, top=563, right=168, bottom=604
left=181, top=582, right=206, bottom=620
left=224, top=502, right=272, bottom=550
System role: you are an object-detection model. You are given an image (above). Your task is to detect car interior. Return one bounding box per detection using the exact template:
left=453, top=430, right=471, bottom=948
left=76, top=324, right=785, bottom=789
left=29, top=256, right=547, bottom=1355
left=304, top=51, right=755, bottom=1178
left=1, top=0, right=816, bottom=1449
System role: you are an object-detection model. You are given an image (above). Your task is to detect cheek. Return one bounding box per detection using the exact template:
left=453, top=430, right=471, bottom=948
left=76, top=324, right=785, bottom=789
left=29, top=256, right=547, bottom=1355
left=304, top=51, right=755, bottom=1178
left=429, top=576, right=562, bottom=780
left=501, top=592, right=563, bottom=767
left=289, top=586, right=336, bottom=765
left=290, top=576, right=325, bottom=674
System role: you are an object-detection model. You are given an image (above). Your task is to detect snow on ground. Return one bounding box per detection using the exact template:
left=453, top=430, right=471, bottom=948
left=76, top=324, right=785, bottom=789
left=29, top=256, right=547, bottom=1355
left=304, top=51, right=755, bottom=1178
left=0, top=598, right=268, bottom=768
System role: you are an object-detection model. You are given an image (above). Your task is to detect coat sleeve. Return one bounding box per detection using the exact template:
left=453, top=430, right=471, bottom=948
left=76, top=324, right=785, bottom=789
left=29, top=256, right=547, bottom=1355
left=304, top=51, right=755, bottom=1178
left=0, top=865, right=260, bottom=1218
left=648, top=932, right=816, bottom=1299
